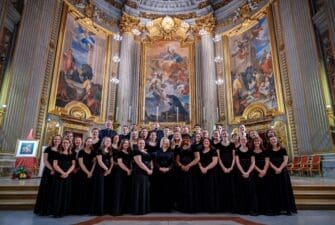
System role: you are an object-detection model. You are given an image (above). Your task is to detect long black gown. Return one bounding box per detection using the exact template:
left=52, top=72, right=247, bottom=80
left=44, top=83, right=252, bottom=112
left=111, top=150, right=132, bottom=215
left=91, top=148, right=113, bottom=215
left=75, top=149, right=95, bottom=214
left=131, top=150, right=152, bottom=215
left=71, top=148, right=81, bottom=214
left=235, top=148, right=257, bottom=214
left=50, top=152, right=75, bottom=217
left=175, top=146, right=200, bottom=213
left=268, top=147, right=297, bottom=214
left=199, top=148, right=220, bottom=212
left=34, top=146, right=58, bottom=215
left=151, top=148, right=175, bottom=212
left=253, top=150, right=271, bottom=214
left=218, top=142, right=236, bottom=212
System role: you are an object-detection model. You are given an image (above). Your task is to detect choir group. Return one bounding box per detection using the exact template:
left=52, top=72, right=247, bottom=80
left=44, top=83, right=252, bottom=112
left=34, top=120, right=297, bottom=218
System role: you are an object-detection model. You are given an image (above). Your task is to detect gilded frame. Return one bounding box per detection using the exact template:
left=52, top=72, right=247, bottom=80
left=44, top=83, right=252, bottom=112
left=48, top=6, right=111, bottom=123
left=139, top=40, right=196, bottom=127
left=223, top=7, right=284, bottom=124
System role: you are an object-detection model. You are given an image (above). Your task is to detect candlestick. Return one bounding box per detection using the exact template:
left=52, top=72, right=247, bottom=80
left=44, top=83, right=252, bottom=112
left=203, top=106, right=206, bottom=121
left=115, top=107, right=119, bottom=121
left=216, top=107, right=219, bottom=120
left=156, top=106, right=159, bottom=122
left=176, top=107, right=179, bottom=122
left=143, top=106, right=145, bottom=121
left=128, top=105, right=132, bottom=121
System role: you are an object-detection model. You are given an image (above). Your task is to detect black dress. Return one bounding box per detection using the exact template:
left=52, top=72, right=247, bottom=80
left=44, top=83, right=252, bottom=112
left=71, top=148, right=81, bottom=214
left=50, top=152, right=75, bottom=217
left=131, top=150, right=152, bottom=215
left=146, top=142, right=159, bottom=160
left=91, top=148, right=113, bottom=215
left=175, top=146, right=200, bottom=213
left=151, top=148, right=175, bottom=212
left=111, top=150, right=132, bottom=215
left=34, top=147, right=58, bottom=215
left=268, top=148, right=297, bottom=214
left=199, top=148, right=219, bottom=212
left=253, top=150, right=271, bottom=214
left=218, top=142, right=236, bottom=212
left=235, top=148, right=257, bottom=214
left=76, top=149, right=95, bottom=214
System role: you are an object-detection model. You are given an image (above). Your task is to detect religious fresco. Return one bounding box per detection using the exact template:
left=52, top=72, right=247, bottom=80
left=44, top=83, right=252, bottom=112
left=53, top=13, right=107, bottom=117
left=228, top=17, right=278, bottom=117
left=143, top=41, right=191, bottom=123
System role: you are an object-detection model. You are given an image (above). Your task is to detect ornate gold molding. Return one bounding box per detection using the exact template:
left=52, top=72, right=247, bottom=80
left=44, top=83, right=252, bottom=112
left=125, top=0, right=138, bottom=9
left=143, top=16, right=192, bottom=42
left=194, top=13, right=215, bottom=34
left=198, top=0, right=211, bottom=9
left=119, top=12, right=140, bottom=34
left=139, top=12, right=197, bottom=20
left=213, top=0, right=234, bottom=10
left=104, top=0, right=123, bottom=10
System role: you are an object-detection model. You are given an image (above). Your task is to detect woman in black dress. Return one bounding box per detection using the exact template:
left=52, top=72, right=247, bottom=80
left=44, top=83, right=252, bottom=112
left=268, top=136, right=297, bottom=215
left=34, top=135, right=62, bottom=216
left=71, top=136, right=82, bottom=213
left=252, top=137, right=270, bottom=215
left=111, top=139, right=132, bottom=215
left=91, top=137, right=114, bottom=215
left=235, top=136, right=257, bottom=215
left=217, top=129, right=236, bottom=212
left=151, top=137, right=175, bottom=212
left=175, top=135, right=200, bottom=213
left=198, top=138, right=219, bottom=212
left=91, top=128, right=101, bottom=152
left=76, top=137, right=96, bottom=214
left=51, top=138, right=76, bottom=217
left=146, top=131, right=159, bottom=159
left=130, top=131, right=139, bottom=150
left=211, top=130, right=221, bottom=150
left=131, top=138, right=153, bottom=215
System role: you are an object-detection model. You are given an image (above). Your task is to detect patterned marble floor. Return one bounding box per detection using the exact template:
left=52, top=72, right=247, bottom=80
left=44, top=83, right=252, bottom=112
left=0, top=211, right=335, bottom=225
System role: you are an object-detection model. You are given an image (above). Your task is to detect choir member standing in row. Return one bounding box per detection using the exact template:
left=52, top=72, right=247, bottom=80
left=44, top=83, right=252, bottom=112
left=99, top=120, right=117, bottom=140
left=199, top=138, right=219, bottom=212
left=268, top=136, right=297, bottom=215
left=130, top=131, right=139, bottom=150
left=120, top=125, right=130, bottom=141
left=91, top=137, right=113, bottom=215
left=76, top=137, right=96, bottom=214
left=34, top=135, right=62, bottom=216
left=171, top=131, right=182, bottom=151
left=111, top=139, right=132, bottom=215
left=218, top=129, right=236, bottom=212
left=235, top=136, right=257, bottom=215
left=151, top=137, right=175, bottom=212
left=71, top=136, right=82, bottom=214
left=252, top=137, right=270, bottom=215
left=91, top=128, right=101, bottom=151
left=175, top=135, right=200, bottom=213
left=51, top=138, right=76, bottom=217
left=131, top=139, right=153, bottom=215
left=146, top=131, right=159, bottom=159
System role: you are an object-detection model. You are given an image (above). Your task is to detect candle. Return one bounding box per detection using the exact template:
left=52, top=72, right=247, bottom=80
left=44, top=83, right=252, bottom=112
left=143, top=106, right=145, bottom=121
left=156, top=106, right=159, bottom=122
left=176, top=107, right=179, bottom=122
left=128, top=105, right=132, bottom=121
left=203, top=106, right=206, bottom=121
left=115, top=107, right=119, bottom=121
left=216, top=107, right=219, bottom=120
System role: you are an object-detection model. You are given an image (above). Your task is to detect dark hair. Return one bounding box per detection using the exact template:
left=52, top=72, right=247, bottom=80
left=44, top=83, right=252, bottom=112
left=119, top=139, right=131, bottom=152
left=61, top=137, right=72, bottom=154
left=83, top=137, right=93, bottom=150
left=251, top=137, right=265, bottom=151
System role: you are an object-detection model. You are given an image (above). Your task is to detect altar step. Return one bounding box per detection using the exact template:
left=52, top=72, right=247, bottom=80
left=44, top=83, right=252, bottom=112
left=0, top=182, right=335, bottom=210
left=0, top=184, right=38, bottom=210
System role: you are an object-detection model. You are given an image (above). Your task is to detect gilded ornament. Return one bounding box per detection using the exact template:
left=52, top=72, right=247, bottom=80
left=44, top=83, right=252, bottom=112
left=119, top=13, right=140, bottom=34
left=194, top=13, right=215, bottom=35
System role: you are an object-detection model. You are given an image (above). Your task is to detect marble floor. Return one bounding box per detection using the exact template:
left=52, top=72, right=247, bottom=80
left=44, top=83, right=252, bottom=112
left=0, top=210, right=335, bottom=225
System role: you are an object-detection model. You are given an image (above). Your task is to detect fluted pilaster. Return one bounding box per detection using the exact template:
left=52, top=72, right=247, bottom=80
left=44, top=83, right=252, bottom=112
left=280, top=0, right=332, bottom=153
left=200, top=32, right=218, bottom=131
left=116, top=32, right=135, bottom=126
left=2, top=0, right=58, bottom=152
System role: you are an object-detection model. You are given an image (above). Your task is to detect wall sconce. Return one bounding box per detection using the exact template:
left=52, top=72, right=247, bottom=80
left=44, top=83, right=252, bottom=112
left=215, top=79, right=224, bottom=85
left=213, top=34, right=221, bottom=42
left=214, top=56, right=223, bottom=63
left=112, top=56, right=121, bottom=63
left=110, top=76, right=120, bottom=84
left=113, top=33, right=123, bottom=41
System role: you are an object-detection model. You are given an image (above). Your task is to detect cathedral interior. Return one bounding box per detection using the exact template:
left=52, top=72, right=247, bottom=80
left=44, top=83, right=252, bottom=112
left=0, top=0, right=335, bottom=224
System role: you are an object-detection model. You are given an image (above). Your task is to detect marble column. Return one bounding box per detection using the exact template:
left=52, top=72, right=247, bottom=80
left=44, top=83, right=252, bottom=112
left=1, top=0, right=58, bottom=153
left=280, top=0, right=332, bottom=153
left=200, top=31, right=218, bottom=131
left=116, top=32, right=135, bottom=126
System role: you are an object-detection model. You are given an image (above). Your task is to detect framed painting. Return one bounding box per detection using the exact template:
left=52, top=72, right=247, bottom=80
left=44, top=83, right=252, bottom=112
left=139, top=40, right=195, bottom=125
left=224, top=11, right=284, bottom=124
left=15, top=140, right=39, bottom=158
left=48, top=9, right=110, bottom=122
